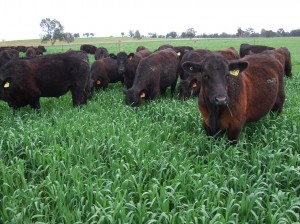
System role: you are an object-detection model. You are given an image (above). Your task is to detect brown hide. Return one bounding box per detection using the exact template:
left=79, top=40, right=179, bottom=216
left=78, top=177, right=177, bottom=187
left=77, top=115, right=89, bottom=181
left=182, top=53, right=285, bottom=143
left=261, top=48, right=292, bottom=77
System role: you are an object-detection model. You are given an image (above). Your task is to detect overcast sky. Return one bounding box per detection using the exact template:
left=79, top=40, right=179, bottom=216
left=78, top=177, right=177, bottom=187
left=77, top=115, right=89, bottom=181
left=1, top=0, right=299, bottom=41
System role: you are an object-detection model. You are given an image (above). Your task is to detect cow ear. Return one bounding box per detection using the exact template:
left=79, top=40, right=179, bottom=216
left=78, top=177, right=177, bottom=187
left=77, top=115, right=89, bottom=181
left=109, top=53, right=117, bottom=59
left=182, top=61, right=202, bottom=74
left=229, top=61, right=248, bottom=76
left=128, top=53, right=135, bottom=61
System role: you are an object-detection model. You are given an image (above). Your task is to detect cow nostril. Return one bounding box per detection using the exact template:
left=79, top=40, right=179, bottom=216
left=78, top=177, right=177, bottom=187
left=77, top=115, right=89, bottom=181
left=215, top=96, right=228, bottom=105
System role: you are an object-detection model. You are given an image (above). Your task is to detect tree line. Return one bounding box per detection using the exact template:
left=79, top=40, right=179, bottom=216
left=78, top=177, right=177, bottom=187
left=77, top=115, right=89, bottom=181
left=144, top=27, right=300, bottom=39
left=40, top=18, right=300, bottom=46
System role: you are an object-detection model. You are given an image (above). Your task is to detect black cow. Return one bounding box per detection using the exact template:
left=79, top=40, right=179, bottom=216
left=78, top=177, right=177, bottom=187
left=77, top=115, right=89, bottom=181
left=16, top=46, right=28, bottom=53
left=179, top=48, right=240, bottom=99
left=95, top=47, right=109, bottom=60
left=113, top=49, right=152, bottom=89
left=155, top=44, right=193, bottom=61
left=80, top=44, right=97, bottom=54
left=239, top=43, right=274, bottom=57
left=90, top=57, right=122, bottom=90
left=0, top=52, right=91, bottom=109
left=182, top=52, right=285, bottom=143
left=124, top=49, right=179, bottom=107
left=178, top=49, right=211, bottom=99
left=25, top=47, right=37, bottom=57
left=36, top=45, right=47, bottom=55
left=0, top=49, right=19, bottom=67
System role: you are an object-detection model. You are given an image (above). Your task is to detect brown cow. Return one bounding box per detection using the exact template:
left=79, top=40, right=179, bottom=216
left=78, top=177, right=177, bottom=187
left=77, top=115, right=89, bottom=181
left=0, top=52, right=90, bottom=109
left=136, top=46, right=147, bottom=52
left=182, top=52, right=285, bottom=143
left=260, top=47, right=292, bottom=77
left=124, top=49, right=179, bottom=107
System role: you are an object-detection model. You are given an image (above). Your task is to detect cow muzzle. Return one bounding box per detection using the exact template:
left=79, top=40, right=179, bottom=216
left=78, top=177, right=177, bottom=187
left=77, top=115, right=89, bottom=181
left=215, top=96, right=228, bottom=105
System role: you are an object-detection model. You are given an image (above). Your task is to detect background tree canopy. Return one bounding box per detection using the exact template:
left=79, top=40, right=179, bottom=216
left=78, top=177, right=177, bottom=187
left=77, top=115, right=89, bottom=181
left=40, top=18, right=74, bottom=45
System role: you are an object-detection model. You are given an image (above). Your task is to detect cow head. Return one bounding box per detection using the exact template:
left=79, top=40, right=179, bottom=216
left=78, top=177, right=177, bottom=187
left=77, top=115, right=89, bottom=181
left=95, top=47, right=109, bottom=60
left=182, top=53, right=248, bottom=106
left=178, top=76, right=200, bottom=100
left=116, top=52, right=135, bottom=74
left=123, top=88, right=148, bottom=107
left=0, top=76, right=29, bottom=109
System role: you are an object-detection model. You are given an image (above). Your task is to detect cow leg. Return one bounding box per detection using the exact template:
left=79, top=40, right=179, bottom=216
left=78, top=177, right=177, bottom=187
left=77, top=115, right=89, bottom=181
left=203, top=121, right=213, bottom=136
left=272, top=87, right=285, bottom=114
left=29, top=97, right=41, bottom=110
left=170, top=80, right=177, bottom=95
left=71, top=85, right=86, bottom=106
left=227, top=125, right=242, bottom=144
left=28, top=88, right=41, bottom=110
left=160, top=87, right=167, bottom=95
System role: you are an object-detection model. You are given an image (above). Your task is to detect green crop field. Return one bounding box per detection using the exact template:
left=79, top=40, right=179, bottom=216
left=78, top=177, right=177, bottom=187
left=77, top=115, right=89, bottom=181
left=0, top=37, right=299, bottom=223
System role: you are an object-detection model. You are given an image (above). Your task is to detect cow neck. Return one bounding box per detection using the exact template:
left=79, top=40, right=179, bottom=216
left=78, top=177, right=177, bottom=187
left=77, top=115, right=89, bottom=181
left=202, top=90, right=220, bottom=135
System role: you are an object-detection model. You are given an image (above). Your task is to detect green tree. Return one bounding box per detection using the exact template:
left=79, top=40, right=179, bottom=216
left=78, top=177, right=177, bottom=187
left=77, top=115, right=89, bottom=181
left=148, top=33, right=157, bottom=38
left=134, top=30, right=142, bottom=39
left=40, top=18, right=66, bottom=45
left=186, top=28, right=196, bottom=39
left=64, top=32, right=75, bottom=43
left=236, top=27, right=244, bottom=37
left=290, top=29, right=300, bottom=36
left=128, top=30, right=134, bottom=37
left=166, top=31, right=177, bottom=38
left=181, top=32, right=187, bottom=38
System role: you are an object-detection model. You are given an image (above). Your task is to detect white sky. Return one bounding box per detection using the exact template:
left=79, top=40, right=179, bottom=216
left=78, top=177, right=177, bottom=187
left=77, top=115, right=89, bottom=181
left=1, top=0, right=299, bottom=41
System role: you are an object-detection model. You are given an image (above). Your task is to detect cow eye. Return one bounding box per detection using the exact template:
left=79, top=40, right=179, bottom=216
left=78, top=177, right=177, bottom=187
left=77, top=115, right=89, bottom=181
left=203, top=74, right=209, bottom=79
left=225, top=73, right=230, bottom=79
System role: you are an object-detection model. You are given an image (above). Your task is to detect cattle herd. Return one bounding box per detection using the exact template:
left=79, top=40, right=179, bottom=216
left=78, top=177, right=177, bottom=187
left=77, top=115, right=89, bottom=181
left=0, top=43, right=292, bottom=143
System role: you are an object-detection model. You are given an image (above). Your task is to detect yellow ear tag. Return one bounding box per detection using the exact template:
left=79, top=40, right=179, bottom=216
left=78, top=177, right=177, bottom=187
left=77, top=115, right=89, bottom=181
left=96, top=80, right=101, bottom=85
left=192, top=82, right=197, bottom=88
left=140, top=92, right=146, bottom=98
left=230, top=69, right=239, bottom=76
left=4, top=82, right=10, bottom=88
